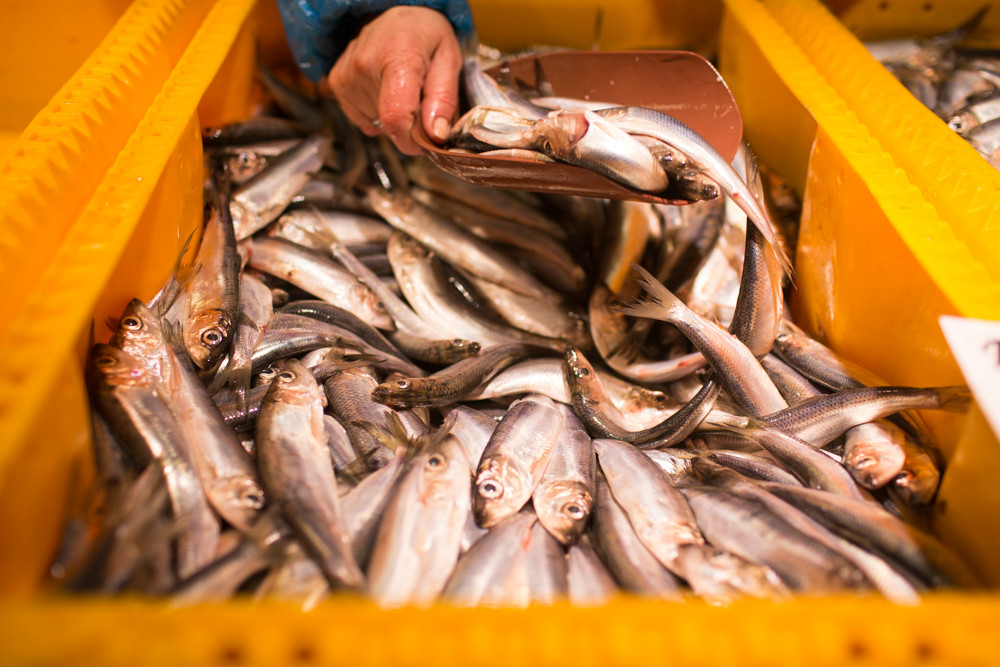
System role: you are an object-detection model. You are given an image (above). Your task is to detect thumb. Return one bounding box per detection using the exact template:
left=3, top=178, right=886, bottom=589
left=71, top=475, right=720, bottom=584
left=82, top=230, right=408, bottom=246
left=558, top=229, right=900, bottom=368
left=421, top=38, right=463, bottom=143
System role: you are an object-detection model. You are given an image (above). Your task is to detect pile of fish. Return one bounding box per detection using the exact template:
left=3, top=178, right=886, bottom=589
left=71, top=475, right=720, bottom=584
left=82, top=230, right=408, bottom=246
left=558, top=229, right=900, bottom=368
left=61, top=56, right=980, bottom=608
left=867, top=7, right=1000, bottom=168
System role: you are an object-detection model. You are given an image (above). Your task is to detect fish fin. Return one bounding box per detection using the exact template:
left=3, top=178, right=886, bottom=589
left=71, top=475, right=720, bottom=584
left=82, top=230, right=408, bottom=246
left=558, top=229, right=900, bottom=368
left=717, top=417, right=771, bottom=438
left=610, top=263, right=686, bottom=322
left=147, top=230, right=198, bottom=317
left=768, top=239, right=796, bottom=288
left=346, top=415, right=412, bottom=456
left=309, top=351, right=387, bottom=384
left=206, top=353, right=250, bottom=398
left=160, top=319, right=184, bottom=349
left=936, top=386, right=972, bottom=412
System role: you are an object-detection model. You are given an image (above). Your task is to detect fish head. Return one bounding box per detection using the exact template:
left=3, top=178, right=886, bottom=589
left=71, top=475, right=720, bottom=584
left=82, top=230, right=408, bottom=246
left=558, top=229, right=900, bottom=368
left=86, top=344, right=151, bottom=393
left=534, top=481, right=592, bottom=546
left=531, top=110, right=590, bottom=158
left=266, top=358, right=325, bottom=408
left=207, top=477, right=266, bottom=531
left=562, top=345, right=601, bottom=393
left=890, top=466, right=941, bottom=507
left=386, top=231, right=431, bottom=264
left=350, top=282, right=394, bottom=330
left=844, top=432, right=907, bottom=490
left=227, top=151, right=268, bottom=182
left=473, top=457, right=525, bottom=528
left=184, top=308, right=234, bottom=369
left=417, top=435, right=472, bottom=502
left=371, top=377, right=415, bottom=409
left=109, top=299, right=167, bottom=374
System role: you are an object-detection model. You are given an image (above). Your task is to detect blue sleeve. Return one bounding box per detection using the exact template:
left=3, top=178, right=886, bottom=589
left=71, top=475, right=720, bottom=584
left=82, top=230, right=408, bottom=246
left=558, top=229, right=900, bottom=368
left=277, top=0, right=475, bottom=83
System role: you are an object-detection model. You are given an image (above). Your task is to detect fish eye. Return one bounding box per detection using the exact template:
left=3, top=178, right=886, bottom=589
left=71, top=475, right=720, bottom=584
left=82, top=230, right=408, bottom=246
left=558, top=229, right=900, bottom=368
left=121, top=316, right=143, bottom=331
left=242, top=491, right=265, bottom=509
left=277, top=370, right=296, bottom=382
left=564, top=503, right=586, bottom=519
left=237, top=152, right=253, bottom=166
left=201, top=327, right=225, bottom=346
left=854, top=455, right=875, bottom=469
left=259, top=368, right=277, bottom=381
left=576, top=367, right=590, bottom=378
left=93, top=355, right=118, bottom=368
left=427, top=454, right=446, bottom=469
left=653, top=394, right=666, bottom=403
left=477, top=479, right=503, bottom=499
left=894, top=471, right=915, bottom=486
left=395, top=379, right=411, bottom=390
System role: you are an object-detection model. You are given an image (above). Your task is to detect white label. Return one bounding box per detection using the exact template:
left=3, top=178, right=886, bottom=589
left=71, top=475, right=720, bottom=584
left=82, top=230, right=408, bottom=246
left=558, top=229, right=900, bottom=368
left=939, top=315, right=1000, bottom=440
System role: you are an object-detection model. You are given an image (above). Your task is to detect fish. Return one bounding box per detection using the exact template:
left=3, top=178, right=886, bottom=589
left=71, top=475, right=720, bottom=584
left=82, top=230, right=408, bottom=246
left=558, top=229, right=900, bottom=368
left=588, top=473, right=684, bottom=599
left=163, top=330, right=267, bottom=531
left=254, top=359, right=364, bottom=589
left=566, top=536, right=619, bottom=606
left=372, top=343, right=554, bottom=410
left=366, top=429, right=471, bottom=607
left=613, top=264, right=788, bottom=417
left=593, top=438, right=703, bottom=573
left=183, top=186, right=242, bottom=370
left=386, top=232, right=564, bottom=349
left=208, top=272, right=274, bottom=397
left=368, top=187, right=562, bottom=303
left=531, top=405, right=595, bottom=545
left=85, top=344, right=220, bottom=579
left=470, top=108, right=670, bottom=193
left=230, top=134, right=332, bottom=240
left=473, top=395, right=564, bottom=528
left=594, top=106, right=793, bottom=276
left=842, top=420, right=908, bottom=491
left=761, top=385, right=971, bottom=447
left=681, top=485, right=870, bottom=593
left=247, top=236, right=393, bottom=330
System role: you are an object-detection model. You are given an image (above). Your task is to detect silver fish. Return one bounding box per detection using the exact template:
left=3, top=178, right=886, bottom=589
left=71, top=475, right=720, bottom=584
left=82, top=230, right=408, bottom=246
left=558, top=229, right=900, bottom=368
left=566, top=536, right=618, bottom=606
left=593, top=437, right=703, bottom=573
left=86, top=344, right=220, bottom=580
left=247, top=236, right=393, bottom=330
left=366, top=431, right=471, bottom=608
left=613, top=264, right=787, bottom=417
left=589, top=474, right=683, bottom=599
left=532, top=405, right=595, bottom=546
left=473, top=395, right=564, bottom=528
left=369, top=187, right=561, bottom=303
left=183, top=192, right=241, bottom=370
left=255, top=359, right=364, bottom=589
left=230, top=133, right=331, bottom=240
left=594, top=106, right=792, bottom=275
left=681, top=485, right=869, bottom=593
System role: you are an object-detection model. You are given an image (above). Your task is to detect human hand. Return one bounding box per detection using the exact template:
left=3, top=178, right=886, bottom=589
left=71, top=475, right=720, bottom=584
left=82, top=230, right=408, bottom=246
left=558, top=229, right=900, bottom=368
left=324, top=6, right=462, bottom=155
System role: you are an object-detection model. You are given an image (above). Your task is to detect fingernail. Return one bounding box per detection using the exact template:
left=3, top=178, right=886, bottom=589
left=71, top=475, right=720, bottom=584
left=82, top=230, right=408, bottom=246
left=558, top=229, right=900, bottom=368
left=432, top=116, right=451, bottom=142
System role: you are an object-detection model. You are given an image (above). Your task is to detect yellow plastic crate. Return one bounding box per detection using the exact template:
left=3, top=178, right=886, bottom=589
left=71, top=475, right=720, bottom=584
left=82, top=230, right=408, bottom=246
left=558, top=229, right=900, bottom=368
left=0, top=0, right=999, bottom=665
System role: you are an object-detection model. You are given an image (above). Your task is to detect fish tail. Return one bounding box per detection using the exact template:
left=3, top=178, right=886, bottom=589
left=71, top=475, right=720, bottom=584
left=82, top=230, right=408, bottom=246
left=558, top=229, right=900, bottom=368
left=207, top=362, right=251, bottom=398
left=770, top=239, right=795, bottom=284
left=936, top=386, right=972, bottom=412
left=611, top=263, right=688, bottom=323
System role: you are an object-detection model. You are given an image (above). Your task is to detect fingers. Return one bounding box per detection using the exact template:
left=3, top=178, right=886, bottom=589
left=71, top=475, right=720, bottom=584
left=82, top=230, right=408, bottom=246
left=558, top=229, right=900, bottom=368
left=324, top=7, right=461, bottom=154
left=327, top=41, right=382, bottom=136
left=377, top=56, right=423, bottom=155
left=421, top=32, right=463, bottom=144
